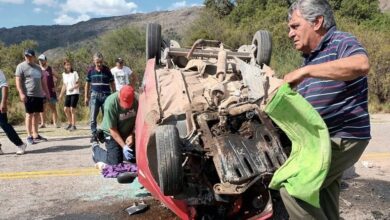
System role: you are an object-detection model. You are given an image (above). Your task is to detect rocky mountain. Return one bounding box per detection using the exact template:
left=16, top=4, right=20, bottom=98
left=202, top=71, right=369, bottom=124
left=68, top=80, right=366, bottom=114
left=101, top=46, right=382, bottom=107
left=380, top=0, right=390, bottom=12
left=0, top=7, right=201, bottom=53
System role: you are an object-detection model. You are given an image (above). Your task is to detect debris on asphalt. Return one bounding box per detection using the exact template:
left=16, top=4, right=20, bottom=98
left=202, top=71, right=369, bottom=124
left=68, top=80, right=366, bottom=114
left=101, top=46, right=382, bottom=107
left=340, top=197, right=352, bottom=208
left=125, top=201, right=149, bottom=216
left=361, top=161, right=374, bottom=168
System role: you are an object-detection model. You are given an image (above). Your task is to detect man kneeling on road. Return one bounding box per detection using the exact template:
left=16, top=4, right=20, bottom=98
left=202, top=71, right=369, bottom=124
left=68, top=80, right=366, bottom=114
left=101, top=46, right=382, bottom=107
left=92, top=85, right=138, bottom=165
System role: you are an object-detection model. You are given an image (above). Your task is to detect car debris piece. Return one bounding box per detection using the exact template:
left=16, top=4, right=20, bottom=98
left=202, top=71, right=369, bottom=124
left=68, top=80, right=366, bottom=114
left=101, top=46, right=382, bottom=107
left=361, top=161, right=374, bottom=168
left=124, top=201, right=149, bottom=216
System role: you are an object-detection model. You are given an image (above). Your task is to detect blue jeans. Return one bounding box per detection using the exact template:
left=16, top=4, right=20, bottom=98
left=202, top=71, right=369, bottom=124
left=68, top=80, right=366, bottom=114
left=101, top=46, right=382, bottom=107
left=89, top=92, right=109, bottom=135
left=92, top=136, right=123, bottom=165
left=0, top=113, right=23, bottom=146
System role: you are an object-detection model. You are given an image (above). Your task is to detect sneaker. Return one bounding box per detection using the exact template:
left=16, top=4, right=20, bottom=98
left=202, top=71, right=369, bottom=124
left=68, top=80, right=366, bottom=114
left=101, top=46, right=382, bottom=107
left=54, top=124, right=61, bottom=128
left=39, top=124, right=46, bottom=129
left=64, top=124, right=72, bottom=130
left=96, top=129, right=105, bottom=143
left=69, top=126, right=77, bottom=131
left=33, top=134, right=48, bottom=142
left=95, top=162, right=107, bottom=171
left=16, top=143, right=27, bottom=155
left=27, top=136, right=36, bottom=145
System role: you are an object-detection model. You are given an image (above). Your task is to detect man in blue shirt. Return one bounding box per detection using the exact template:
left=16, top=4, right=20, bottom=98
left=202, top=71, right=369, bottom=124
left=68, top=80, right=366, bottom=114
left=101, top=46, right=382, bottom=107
left=85, top=52, right=115, bottom=142
left=282, top=0, right=370, bottom=219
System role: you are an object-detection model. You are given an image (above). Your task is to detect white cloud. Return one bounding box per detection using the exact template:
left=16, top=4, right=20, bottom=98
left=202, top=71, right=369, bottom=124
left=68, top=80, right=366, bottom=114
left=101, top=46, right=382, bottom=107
left=54, top=0, right=137, bottom=25
left=32, top=0, right=57, bottom=7
left=0, top=0, right=24, bottom=4
left=54, top=13, right=90, bottom=25
left=190, top=3, right=203, bottom=7
left=60, top=0, right=137, bottom=16
left=33, top=7, right=42, bottom=13
left=170, top=1, right=187, bottom=10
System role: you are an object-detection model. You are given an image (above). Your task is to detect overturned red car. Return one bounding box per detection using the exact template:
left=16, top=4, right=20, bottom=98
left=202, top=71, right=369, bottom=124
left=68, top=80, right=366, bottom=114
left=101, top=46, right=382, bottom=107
left=135, top=23, right=289, bottom=219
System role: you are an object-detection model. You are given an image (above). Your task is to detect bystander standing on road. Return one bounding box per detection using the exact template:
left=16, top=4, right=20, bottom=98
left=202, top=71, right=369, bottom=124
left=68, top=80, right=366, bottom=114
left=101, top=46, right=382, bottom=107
left=59, top=59, right=80, bottom=131
left=38, top=54, right=60, bottom=128
left=85, top=52, right=115, bottom=142
left=92, top=85, right=138, bottom=165
left=110, top=57, right=137, bottom=91
left=0, top=69, right=27, bottom=155
left=281, top=0, right=371, bottom=219
left=15, top=49, right=50, bottom=145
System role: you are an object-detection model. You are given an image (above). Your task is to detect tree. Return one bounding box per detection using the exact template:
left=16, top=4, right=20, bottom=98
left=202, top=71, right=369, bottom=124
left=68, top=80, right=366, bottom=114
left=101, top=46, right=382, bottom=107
left=204, top=0, right=235, bottom=17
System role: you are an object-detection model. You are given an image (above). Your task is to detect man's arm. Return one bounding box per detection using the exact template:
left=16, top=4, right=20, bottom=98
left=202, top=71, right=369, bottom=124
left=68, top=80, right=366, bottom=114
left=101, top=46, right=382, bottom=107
left=284, top=54, right=370, bottom=85
left=84, top=82, right=90, bottom=106
left=109, top=127, right=126, bottom=148
left=15, top=76, right=27, bottom=103
left=0, top=86, right=8, bottom=113
left=110, top=81, right=116, bottom=92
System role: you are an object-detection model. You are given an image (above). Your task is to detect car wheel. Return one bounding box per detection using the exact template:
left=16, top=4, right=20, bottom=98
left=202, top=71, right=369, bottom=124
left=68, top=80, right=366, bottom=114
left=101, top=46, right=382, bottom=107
left=252, top=30, right=272, bottom=66
left=146, top=23, right=162, bottom=64
left=155, top=125, right=183, bottom=196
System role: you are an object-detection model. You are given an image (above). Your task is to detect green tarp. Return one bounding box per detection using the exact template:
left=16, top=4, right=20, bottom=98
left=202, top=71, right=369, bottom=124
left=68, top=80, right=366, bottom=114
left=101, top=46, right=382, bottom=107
left=265, top=83, right=331, bottom=208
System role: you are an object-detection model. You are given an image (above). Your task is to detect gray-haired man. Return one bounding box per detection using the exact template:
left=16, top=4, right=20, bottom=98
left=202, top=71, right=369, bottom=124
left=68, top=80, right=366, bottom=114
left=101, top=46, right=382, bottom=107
left=282, top=0, right=370, bottom=219
left=84, top=52, right=115, bottom=143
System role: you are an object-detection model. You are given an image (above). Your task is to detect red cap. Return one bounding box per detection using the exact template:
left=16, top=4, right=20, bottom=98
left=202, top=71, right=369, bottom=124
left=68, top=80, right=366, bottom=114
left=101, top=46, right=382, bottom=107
left=119, top=85, right=134, bottom=109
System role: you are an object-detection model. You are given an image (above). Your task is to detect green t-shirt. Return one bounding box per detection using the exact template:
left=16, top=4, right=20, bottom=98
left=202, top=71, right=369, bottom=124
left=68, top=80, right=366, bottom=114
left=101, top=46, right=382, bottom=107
left=101, top=92, right=138, bottom=140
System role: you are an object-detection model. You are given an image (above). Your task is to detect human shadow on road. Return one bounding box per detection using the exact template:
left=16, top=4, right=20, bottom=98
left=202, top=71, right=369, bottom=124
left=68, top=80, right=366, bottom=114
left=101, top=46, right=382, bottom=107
left=27, top=145, right=90, bottom=154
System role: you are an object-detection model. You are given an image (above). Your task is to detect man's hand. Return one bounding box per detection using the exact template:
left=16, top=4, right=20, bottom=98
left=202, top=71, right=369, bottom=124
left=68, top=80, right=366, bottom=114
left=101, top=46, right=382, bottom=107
left=0, top=102, right=7, bottom=113
left=125, top=134, right=134, bottom=146
left=122, top=145, right=135, bottom=161
left=84, top=97, right=89, bottom=106
left=46, top=94, right=50, bottom=101
left=19, top=93, right=27, bottom=103
left=283, top=67, right=308, bottom=88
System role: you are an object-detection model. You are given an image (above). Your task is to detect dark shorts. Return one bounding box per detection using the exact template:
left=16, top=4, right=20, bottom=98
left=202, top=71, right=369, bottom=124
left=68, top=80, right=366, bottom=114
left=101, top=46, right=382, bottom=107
left=25, top=96, right=44, bottom=114
left=65, top=94, right=79, bottom=108
left=43, top=97, right=58, bottom=105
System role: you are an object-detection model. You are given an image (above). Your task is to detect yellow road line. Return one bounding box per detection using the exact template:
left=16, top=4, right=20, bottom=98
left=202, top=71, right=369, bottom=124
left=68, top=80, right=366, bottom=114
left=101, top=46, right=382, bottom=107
left=0, top=168, right=99, bottom=180
left=361, top=152, right=390, bottom=160
left=1, top=152, right=389, bottom=180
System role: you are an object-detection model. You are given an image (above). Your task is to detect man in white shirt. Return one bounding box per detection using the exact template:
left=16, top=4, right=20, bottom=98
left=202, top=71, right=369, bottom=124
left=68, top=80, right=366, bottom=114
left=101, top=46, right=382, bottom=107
left=110, top=58, right=137, bottom=91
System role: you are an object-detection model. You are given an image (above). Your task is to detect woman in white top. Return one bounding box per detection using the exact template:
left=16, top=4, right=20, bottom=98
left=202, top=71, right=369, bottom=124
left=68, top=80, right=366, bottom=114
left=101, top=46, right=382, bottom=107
left=59, top=59, right=80, bottom=131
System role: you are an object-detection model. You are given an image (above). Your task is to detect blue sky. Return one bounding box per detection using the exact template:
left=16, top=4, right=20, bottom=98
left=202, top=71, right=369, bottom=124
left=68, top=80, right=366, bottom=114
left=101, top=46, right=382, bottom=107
left=0, top=0, right=203, bottom=28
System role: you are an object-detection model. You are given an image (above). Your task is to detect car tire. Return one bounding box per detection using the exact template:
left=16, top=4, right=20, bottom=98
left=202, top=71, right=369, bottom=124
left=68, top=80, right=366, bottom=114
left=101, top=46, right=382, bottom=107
left=146, top=23, right=162, bottom=64
left=155, top=125, right=183, bottom=196
left=252, top=30, right=272, bottom=66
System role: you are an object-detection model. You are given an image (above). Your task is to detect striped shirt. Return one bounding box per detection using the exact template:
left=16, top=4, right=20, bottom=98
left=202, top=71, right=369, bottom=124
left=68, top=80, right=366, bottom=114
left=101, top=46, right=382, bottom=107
left=297, top=26, right=370, bottom=139
left=86, top=65, right=114, bottom=94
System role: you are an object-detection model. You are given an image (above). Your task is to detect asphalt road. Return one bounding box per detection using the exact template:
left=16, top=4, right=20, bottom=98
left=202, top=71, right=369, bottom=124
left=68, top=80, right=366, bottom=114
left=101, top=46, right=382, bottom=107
left=0, top=115, right=389, bottom=220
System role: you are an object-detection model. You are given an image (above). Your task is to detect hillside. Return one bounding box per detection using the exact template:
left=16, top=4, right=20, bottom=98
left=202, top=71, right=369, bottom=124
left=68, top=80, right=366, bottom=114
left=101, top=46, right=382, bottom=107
left=0, top=7, right=201, bottom=53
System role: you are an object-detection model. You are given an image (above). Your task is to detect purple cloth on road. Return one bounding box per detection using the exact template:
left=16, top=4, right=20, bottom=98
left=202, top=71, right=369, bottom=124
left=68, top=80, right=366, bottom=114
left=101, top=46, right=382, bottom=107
left=102, top=163, right=138, bottom=178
